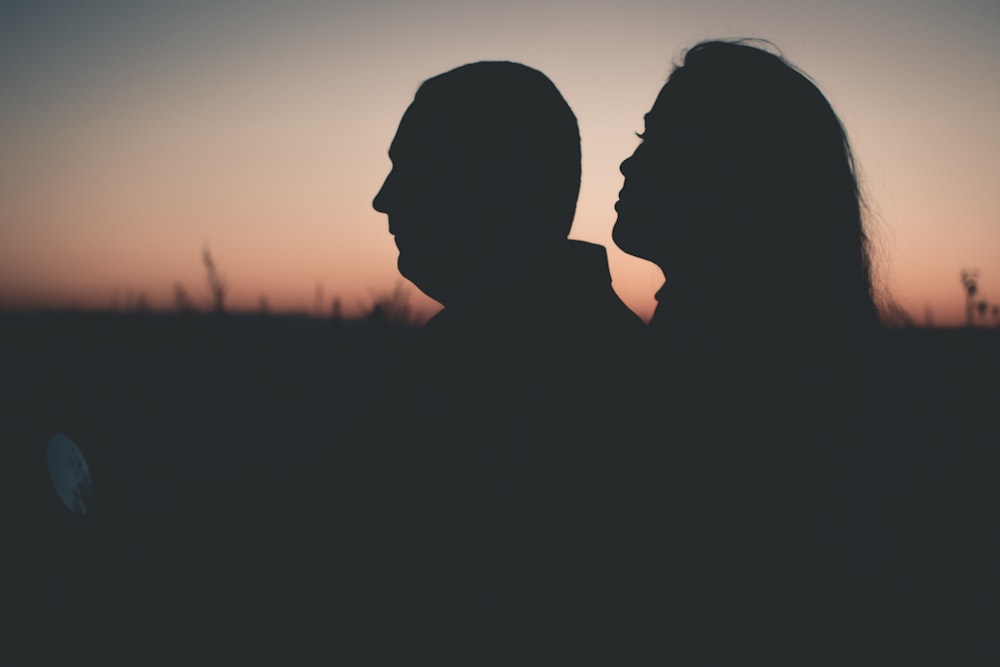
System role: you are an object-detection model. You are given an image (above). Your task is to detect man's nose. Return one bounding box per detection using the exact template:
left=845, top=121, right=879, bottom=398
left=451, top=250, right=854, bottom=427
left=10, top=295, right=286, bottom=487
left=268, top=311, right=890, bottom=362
left=373, top=172, right=393, bottom=214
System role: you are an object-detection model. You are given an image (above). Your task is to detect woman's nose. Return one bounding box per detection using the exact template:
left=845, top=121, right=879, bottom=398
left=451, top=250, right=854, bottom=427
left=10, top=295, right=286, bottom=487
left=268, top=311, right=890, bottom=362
left=619, top=155, right=633, bottom=178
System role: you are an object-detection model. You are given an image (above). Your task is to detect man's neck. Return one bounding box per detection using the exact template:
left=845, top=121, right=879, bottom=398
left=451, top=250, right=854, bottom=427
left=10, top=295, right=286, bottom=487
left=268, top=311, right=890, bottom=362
left=441, top=239, right=570, bottom=313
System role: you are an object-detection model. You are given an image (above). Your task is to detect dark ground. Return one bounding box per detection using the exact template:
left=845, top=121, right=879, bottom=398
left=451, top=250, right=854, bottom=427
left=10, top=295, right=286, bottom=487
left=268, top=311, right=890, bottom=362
left=1, top=310, right=415, bottom=662
left=1, top=311, right=997, bottom=663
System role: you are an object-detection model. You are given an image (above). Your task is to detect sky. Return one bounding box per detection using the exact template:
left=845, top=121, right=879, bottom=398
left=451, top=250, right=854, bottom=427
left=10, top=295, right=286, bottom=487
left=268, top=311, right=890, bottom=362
left=1, top=0, right=999, bottom=325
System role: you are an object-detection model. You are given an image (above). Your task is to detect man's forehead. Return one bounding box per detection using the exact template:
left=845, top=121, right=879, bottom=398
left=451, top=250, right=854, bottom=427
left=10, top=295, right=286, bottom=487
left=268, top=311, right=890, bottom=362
left=389, top=100, right=466, bottom=160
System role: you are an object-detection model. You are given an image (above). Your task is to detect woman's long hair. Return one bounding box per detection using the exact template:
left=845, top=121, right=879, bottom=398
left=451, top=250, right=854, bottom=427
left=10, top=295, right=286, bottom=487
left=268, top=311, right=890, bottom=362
left=644, top=40, right=883, bottom=402
left=630, top=42, right=902, bottom=661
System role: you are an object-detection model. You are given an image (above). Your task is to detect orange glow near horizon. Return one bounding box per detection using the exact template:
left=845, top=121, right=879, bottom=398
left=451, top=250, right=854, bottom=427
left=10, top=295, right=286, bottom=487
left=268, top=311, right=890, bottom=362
left=2, top=2, right=998, bottom=327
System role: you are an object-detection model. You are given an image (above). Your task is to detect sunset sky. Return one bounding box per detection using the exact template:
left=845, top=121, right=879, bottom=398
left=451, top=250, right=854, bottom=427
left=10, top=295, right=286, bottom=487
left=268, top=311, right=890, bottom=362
left=2, top=0, right=998, bottom=325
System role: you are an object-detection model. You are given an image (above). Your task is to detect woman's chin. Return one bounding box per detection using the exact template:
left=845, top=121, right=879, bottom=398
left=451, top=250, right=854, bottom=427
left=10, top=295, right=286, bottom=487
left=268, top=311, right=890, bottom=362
left=612, top=218, right=656, bottom=263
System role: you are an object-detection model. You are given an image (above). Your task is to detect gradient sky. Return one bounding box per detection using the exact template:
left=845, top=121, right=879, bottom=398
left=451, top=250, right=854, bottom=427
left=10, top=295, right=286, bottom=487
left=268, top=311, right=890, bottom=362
left=2, top=0, right=998, bottom=324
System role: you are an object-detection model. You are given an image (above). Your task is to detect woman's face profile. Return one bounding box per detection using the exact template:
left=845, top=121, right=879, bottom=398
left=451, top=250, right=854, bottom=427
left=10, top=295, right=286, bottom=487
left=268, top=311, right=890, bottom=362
left=612, top=80, right=713, bottom=268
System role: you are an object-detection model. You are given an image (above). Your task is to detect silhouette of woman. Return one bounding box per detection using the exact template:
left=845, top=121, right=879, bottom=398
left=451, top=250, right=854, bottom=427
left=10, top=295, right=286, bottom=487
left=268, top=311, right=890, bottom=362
left=613, top=40, right=912, bottom=663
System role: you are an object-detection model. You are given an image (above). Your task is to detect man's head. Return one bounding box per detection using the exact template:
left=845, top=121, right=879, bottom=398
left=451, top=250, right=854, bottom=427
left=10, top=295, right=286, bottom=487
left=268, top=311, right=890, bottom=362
left=373, top=61, right=581, bottom=306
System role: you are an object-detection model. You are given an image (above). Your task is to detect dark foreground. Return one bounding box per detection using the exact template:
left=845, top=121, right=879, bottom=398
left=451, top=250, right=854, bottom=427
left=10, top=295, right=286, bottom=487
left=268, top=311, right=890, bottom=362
left=2, top=311, right=998, bottom=662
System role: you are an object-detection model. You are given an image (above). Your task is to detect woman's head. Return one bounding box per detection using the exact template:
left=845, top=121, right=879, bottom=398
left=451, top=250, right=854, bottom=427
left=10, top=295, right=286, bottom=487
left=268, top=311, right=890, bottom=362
left=614, top=40, right=878, bottom=335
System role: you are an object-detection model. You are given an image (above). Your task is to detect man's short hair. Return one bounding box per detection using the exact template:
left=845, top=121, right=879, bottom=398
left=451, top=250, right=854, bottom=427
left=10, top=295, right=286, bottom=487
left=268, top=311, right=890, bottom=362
left=414, top=61, right=582, bottom=239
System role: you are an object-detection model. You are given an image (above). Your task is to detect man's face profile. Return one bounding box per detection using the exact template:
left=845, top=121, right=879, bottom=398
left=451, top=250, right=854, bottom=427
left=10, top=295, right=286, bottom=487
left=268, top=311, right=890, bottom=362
left=373, top=98, right=491, bottom=305
left=373, top=61, right=582, bottom=307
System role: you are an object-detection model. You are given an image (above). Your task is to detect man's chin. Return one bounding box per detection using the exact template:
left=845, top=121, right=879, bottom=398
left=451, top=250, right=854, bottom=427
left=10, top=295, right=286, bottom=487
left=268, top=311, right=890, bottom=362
left=397, top=257, right=445, bottom=305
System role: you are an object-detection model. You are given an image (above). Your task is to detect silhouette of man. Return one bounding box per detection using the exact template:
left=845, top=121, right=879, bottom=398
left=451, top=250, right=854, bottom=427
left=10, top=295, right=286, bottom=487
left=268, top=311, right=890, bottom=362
left=367, top=61, right=648, bottom=661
